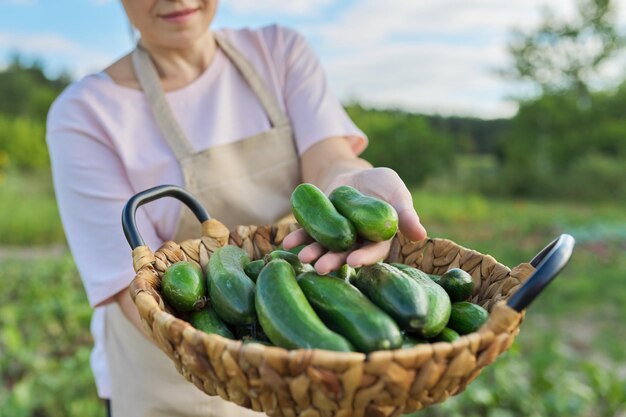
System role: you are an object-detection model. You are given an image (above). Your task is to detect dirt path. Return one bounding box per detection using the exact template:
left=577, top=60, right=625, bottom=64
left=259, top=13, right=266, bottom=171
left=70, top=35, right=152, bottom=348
left=0, top=244, right=67, bottom=261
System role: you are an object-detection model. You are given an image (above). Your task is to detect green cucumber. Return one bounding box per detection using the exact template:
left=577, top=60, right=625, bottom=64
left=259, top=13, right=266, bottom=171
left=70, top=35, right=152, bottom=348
left=328, top=264, right=357, bottom=282
left=284, top=244, right=306, bottom=255
left=428, top=274, right=442, bottom=285
left=353, top=263, right=429, bottom=332
left=447, top=301, right=489, bottom=335
left=329, top=185, right=398, bottom=242
left=207, top=246, right=256, bottom=325
left=391, top=263, right=452, bottom=338
left=431, top=327, right=460, bottom=343
left=243, top=259, right=265, bottom=282
left=189, top=307, right=234, bottom=339
left=161, top=261, right=206, bottom=312
left=290, top=183, right=356, bottom=252
left=255, top=260, right=353, bottom=351
left=439, top=268, right=474, bottom=302
left=263, top=250, right=314, bottom=275
left=401, top=333, right=429, bottom=348
left=297, top=272, right=402, bottom=353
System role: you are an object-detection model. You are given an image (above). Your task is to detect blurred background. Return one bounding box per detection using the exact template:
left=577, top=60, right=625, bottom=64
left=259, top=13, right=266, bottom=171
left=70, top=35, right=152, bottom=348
left=1, top=0, right=625, bottom=416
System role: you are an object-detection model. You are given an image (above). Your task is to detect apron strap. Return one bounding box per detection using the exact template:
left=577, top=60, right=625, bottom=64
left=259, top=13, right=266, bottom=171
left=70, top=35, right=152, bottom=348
left=131, top=46, right=195, bottom=161
left=131, top=33, right=290, bottom=161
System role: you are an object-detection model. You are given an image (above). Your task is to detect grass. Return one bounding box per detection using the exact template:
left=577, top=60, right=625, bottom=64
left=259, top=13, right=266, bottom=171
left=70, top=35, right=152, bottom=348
left=1, top=172, right=625, bottom=416
left=0, top=170, right=65, bottom=246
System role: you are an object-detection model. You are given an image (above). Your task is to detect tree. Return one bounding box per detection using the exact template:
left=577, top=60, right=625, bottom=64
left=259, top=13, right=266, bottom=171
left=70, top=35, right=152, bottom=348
left=505, top=0, right=623, bottom=104
left=0, top=55, right=71, bottom=174
left=493, top=0, right=626, bottom=201
left=346, top=104, right=455, bottom=187
left=0, top=55, right=70, bottom=120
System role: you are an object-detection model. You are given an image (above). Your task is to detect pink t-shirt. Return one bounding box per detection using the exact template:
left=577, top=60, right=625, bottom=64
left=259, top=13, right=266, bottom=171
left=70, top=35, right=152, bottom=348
left=46, top=25, right=366, bottom=398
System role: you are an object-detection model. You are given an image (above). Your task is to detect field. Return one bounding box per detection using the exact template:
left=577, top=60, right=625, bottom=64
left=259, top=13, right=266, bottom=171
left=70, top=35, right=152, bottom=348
left=1, top=172, right=625, bottom=417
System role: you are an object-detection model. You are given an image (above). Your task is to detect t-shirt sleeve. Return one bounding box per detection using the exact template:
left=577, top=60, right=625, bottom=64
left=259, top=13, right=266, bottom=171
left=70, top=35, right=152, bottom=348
left=46, top=88, right=162, bottom=308
left=270, top=26, right=367, bottom=156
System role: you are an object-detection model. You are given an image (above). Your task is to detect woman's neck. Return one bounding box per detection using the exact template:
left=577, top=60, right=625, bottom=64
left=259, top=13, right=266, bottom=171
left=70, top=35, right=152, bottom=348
left=139, top=31, right=217, bottom=91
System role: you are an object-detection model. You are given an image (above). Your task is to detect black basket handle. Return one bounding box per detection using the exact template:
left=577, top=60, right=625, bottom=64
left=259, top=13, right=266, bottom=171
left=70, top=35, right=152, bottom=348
left=121, top=185, right=210, bottom=250
left=507, top=234, right=575, bottom=312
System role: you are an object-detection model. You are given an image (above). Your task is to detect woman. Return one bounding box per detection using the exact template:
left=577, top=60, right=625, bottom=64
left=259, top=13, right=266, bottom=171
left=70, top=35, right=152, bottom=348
left=46, top=1, right=427, bottom=416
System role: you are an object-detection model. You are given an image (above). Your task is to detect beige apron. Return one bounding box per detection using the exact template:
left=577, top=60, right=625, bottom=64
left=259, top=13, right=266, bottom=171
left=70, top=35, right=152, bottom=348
left=105, top=33, right=300, bottom=417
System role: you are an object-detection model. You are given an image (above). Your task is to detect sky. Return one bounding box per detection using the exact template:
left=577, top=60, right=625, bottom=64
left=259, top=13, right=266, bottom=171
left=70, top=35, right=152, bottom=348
left=1, top=0, right=626, bottom=118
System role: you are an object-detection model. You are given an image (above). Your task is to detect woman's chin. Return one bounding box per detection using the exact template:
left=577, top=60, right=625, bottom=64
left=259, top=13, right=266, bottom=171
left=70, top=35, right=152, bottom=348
left=152, top=27, right=212, bottom=50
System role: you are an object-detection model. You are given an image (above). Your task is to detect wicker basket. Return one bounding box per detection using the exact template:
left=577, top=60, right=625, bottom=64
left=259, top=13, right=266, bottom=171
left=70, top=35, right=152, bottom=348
left=123, top=185, right=574, bottom=417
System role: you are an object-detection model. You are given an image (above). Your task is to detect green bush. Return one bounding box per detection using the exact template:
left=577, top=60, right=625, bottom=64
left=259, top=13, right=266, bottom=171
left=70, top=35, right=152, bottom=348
left=562, top=153, right=626, bottom=200
left=0, top=115, right=49, bottom=172
left=0, top=57, right=69, bottom=121
left=491, top=88, right=626, bottom=202
left=346, top=104, right=456, bottom=187
left=0, top=57, right=69, bottom=176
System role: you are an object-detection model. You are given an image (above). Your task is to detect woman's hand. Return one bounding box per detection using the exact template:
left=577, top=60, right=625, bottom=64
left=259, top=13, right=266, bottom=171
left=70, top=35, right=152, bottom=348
left=283, top=167, right=427, bottom=274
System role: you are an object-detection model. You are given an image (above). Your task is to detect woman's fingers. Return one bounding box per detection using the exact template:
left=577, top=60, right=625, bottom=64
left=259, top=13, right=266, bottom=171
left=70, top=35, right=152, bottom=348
left=297, top=242, right=326, bottom=264
left=346, top=240, right=392, bottom=268
left=282, top=228, right=312, bottom=249
left=397, top=207, right=427, bottom=241
left=313, top=250, right=350, bottom=275
left=385, top=180, right=427, bottom=242
left=295, top=241, right=350, bottom=274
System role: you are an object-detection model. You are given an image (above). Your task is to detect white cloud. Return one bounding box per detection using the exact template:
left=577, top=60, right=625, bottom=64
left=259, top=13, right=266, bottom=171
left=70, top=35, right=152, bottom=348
left=325, top=41, right=515, bottom=117
left=299, top=0, right=621, bottom=117
left=0, top=32, right=76, bottom=54
left=305, top=0, right=577, bottom=49
left=0, top=32, right=115, bottom=78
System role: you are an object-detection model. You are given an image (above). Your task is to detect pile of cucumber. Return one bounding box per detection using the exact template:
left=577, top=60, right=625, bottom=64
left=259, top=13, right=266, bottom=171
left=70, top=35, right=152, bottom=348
left=159, top=184, right=490, bottom=353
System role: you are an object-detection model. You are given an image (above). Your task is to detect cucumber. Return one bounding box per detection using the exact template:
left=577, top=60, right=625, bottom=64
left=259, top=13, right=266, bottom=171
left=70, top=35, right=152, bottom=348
left=297, top=272, right=402, bottom=353
left=329, top=185, right=398, bottom=242
left=189, top=307, right=234, bottom=339
left=439, top=268, right=474, bottom=302
left=161, top=261, right=206, bottom=312
left=431, top=327, right=460, bottom=343
left=284, top=244, right=306, bottom=255
left=243, top=259, right=265, bottom=282
left=263, top=250, right=314, bottom=275
left=401, top=332, right=429, bottom=348
left=207, top=246, right=256, bottom=325
left=290, top=183, right=356, bottom=252
left=447, top=301, right=489, bottom=335
left=428, top=274, right=442, bottom=285
left=391, top=263, right=452, bottom=338
left=255, top=260, right=353, bottom=351
left=353, top=263, right=429, bottom=332
left=328, top=264, right=357, bottom=282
